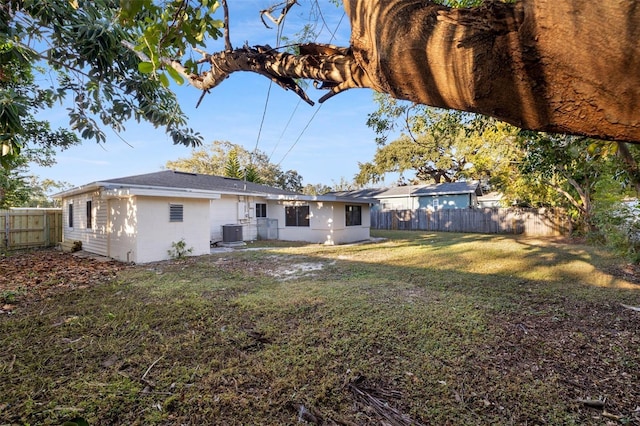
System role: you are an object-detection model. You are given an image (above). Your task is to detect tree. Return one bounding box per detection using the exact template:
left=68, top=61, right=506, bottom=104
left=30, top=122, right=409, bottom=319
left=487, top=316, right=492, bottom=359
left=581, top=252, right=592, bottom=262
left=1, top=36, right=80, bottom=169
left=0, top=154, right=71, bottom=208
left=1, top=0, right=208, bottom=166
left=302, top=183, right=332, bottom=196
left=223, top=148, right=243, bottom=179
left=166, top=141, right=304, bottom=190
left=513, top=133, right=629, bottom=232
left=358, top=95, right=520, bottom=185
left=590, top=177, right=640, bottom=262
left=275, top=170, right=304, bottom=193
left=5, top=0, right=639, bottom=176
left=0, top=105, right=76, bottom=207
left=137, top=0, right=640, bottom=144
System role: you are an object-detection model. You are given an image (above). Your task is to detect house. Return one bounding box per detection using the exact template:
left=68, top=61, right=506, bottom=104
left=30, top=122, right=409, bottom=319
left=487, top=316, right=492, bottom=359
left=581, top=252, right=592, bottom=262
left=54, top=170, right=377, bottom=263
left=329, top=181, right=482, bottom=211
left=477, top=191, right=504, bottom=208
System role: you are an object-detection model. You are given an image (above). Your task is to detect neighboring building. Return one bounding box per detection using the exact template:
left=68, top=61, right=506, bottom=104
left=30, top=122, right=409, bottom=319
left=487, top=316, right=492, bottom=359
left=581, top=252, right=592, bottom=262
left=477, top=191, right=504, bottom=208
left=54, top=170, right=376, bottom=263
left=330, top=181, right=482, bottom=211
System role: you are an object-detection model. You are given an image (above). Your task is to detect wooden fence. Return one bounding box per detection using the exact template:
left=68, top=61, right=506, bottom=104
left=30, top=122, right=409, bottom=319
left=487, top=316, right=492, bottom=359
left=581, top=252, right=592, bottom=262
left=0, top=208, right=62, bottom=251
left=371, top=208, right=571, bottom=236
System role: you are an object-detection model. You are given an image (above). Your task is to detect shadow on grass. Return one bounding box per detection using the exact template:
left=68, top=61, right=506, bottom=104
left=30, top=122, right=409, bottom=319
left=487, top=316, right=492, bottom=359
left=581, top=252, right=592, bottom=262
left=1, top=231, right=639, bottom=425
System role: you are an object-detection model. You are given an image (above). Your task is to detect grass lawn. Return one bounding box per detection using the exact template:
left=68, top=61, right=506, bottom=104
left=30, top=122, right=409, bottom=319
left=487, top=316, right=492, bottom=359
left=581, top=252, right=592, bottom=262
left=1, top=230, right=639, bottom=425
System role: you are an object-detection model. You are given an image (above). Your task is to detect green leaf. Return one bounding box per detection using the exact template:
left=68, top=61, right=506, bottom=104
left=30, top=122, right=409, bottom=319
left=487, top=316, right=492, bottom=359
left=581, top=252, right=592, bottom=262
left=158, top=73, right=170, bottom=88
left=137, top=61, right=154, bottom=74
left=166, top=66, right=184, bottom=86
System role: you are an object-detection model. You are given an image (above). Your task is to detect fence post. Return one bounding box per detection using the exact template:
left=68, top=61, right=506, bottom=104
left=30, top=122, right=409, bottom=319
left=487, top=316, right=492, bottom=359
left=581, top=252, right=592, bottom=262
left=4, top=210, right=9, bottom=249
left=44, top=210, right=50, bottom=247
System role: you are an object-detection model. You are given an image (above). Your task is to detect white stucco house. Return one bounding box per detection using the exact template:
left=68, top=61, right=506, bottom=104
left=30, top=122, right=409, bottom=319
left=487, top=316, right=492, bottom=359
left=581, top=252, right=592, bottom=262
left=54, top=170, right=377, bottom=263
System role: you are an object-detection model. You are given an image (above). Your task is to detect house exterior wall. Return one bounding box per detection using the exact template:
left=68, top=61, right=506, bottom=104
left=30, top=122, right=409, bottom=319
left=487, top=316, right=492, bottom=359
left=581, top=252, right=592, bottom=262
left=328, top=202, right=372, bottom=244
left=376, top=195, right=419, bottom=211
left=63, top=192, right=211, bottom=263
left=210, top=195, right=264, bottom=243
left=418, top=194, right=474, bottom=210
left=134, top=197, right=210, bottom=263
left=62, top=190, right=109, bottom=256
left=273, top=201, right=371, bottom=245
left=107, top=197, right=138, bottom=262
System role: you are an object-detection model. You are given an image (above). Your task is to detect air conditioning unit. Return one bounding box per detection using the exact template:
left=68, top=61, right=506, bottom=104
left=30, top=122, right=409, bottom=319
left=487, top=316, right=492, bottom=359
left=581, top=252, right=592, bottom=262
left=222, top=224, right=243, bottom=243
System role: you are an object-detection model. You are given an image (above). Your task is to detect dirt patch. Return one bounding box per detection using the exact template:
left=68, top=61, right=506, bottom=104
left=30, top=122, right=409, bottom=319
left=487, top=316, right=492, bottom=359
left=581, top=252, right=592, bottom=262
left=0, top=249, right=127, bottom=313
left=267, top=260, right=334, bottom=281
left=485, top=299, right=640, bottom=423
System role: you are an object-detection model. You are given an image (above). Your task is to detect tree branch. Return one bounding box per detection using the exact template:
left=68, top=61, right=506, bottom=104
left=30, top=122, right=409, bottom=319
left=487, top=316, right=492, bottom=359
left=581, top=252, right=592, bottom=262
left=221, top=0, right=232, bottom=51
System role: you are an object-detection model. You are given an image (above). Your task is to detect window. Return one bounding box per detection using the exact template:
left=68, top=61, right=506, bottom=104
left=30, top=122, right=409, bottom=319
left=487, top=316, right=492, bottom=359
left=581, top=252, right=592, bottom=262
left=169, top=204, right=184, bottom=222
left=345, top=205, right=362, bottom=226
left=256, top=203, right=267, bottom=218
left=68, top=203, right=73, bottom=228
left=285, top=205, right=310, bottom=227
left=432, top=198, right=439, bottom=210
left=86, top=200, right=92, bottom=229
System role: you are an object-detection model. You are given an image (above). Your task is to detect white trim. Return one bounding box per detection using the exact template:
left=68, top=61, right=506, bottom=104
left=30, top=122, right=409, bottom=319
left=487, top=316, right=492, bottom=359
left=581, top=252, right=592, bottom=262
left=266, top=194, right=377, bottom=204
left=102, top=187, right=221, bottom=200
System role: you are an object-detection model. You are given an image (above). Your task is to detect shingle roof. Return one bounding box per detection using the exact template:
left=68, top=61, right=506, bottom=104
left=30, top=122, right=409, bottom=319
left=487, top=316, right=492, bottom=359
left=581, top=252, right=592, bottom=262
left=329, top=181, right=482, bottom=198
left=101, top=170, right=299, bottom=196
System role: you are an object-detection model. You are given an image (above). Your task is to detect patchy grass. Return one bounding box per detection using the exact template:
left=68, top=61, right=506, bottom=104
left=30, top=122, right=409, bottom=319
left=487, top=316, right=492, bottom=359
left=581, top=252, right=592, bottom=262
left=1, top=231, right=639, bottom=425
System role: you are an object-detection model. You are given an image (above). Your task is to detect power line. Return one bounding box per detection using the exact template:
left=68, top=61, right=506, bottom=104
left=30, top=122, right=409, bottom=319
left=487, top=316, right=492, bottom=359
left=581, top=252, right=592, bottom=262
left=276, top=104, right=323, bottom=167
left=255, top=1, right=346, bottom=168
left=275, top=8, right=345, bottom=166
left=269, top=100, right=301, bottom=161
left=253, top=1, right=291, bottom=161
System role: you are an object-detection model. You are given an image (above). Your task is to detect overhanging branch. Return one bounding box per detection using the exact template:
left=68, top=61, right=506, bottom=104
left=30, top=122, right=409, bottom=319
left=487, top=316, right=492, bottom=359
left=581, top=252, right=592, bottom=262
left=122, top=40, right=373, bottom=106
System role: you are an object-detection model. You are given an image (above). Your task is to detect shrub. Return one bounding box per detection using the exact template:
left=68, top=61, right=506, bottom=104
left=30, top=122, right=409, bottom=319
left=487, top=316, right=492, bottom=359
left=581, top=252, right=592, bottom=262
left=167, top=239, right=193, bottom=260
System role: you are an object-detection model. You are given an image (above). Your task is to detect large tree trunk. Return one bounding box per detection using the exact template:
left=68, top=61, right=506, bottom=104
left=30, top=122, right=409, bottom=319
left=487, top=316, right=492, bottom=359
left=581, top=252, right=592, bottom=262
left=345, top=0, right=640, bottom=143
left=181, top=0, right=640, bottom=143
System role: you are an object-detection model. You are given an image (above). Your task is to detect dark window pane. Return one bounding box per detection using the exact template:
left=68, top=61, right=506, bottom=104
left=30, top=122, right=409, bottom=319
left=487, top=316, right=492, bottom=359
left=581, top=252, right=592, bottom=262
left=285, top=205, right=310, bottom=227
left=256, top=203, right=267, bottom=218
left=346, top=205, right=362, bottom=226
left=86, top=200, right=92, bottom=229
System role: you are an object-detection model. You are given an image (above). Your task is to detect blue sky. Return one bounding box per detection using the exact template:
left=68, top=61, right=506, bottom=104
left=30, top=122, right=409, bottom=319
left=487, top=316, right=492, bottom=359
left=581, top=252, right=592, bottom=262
left=28, top=1, right=392, bottom=189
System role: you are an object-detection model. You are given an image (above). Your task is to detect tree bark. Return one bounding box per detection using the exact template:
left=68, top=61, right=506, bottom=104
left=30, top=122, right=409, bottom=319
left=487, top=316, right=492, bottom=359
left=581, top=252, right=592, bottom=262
left=185, top=0, right=640, bottom=143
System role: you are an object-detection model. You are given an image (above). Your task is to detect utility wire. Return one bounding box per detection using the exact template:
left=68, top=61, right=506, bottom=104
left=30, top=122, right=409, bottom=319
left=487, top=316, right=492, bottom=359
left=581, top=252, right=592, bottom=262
left=276, top=104, right=323, bottom=167
left=253, top=1, right=290, bottom=162
left=275, top=6, right=345, bottom=166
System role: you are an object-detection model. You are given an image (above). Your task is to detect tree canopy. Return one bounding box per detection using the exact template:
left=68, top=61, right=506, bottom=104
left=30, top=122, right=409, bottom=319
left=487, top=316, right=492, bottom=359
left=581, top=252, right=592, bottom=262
left=358, top=94, right=520, bottom=185
left=3, top=0, right=638, bottom=172
left=165, top=141, right=304, bottom=192
left=1, top=0, right=209, bottom=167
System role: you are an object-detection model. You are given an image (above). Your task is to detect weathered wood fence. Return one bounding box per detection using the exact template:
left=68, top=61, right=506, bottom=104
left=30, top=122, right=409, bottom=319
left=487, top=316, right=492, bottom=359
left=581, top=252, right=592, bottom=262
left=371, top=208, right=571, bottom=236
left=0, top=208, right=62, bottom=250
